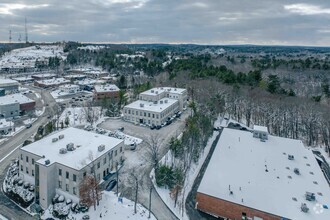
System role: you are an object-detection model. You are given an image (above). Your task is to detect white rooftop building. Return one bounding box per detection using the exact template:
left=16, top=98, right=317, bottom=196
left=196, top=128, right=330, bottom=220
left=19, top=127, right=124, bottom=209
left=123, top=87, right=187, bottom=126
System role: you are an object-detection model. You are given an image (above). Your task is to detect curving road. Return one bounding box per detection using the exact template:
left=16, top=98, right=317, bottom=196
left=0, top=88, right=57, bottom=220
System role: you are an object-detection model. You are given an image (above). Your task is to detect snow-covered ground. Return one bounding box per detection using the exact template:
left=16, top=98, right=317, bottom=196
left=0, top=214, right=8, bottom=220
left=151, top=131, right=219, bottom=219
left=42, top=191, right=156, bottom=220
left=0, top=45, right=66, bottom=69
left=59, top=107, right=102, bottom=127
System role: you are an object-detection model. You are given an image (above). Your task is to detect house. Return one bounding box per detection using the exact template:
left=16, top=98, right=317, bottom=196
left=123, top=87, right=187, bottom=126
left=196, top=128, right=330, bottom=220
left=19, top=127, right=125, bottom=209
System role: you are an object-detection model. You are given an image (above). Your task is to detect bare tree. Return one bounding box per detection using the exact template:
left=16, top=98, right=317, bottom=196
left=79, top=174, right=101, bottom=211
left=144, top=134, right=163, bottom=171
left=127, top=167, right=143, bottom=214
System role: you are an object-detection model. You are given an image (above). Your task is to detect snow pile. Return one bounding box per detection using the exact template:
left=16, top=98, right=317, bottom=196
left=43, top=191, right=156, bottom=220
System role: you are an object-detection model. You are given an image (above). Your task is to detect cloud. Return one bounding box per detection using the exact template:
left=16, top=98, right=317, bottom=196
left=284, top=3, right=330, bottom=15
left=0, top=3, right=49, bottom=15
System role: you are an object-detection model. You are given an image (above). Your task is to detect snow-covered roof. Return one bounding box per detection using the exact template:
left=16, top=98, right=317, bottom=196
left=36, top=78, right=70, bottom=86
left=140, top=87, right=186, bottom=96
left=0, top=93, right=35, bottom=105
left=74, top=79, right=97, bottom=86
left=59, top=84, right=79, bottom=89
left=0, top=79, right=19, bottom=86
left=32, top=73, right=57, bottom=78
left=0, top=119, right=11, bottom=129
left=21, top=127, right=123, bottom=170
left=253, top=125, right=268, bottom=133
left=94, top=84, right=120, bottom=93
left=198, top=128, right=330, bottom=220
left=125, top=98, right=178, bottom=113
left=12, top=76, right=34, bottom=82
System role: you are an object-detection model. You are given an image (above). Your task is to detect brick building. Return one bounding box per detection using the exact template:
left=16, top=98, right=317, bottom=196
left=93, top=84, right=120, bottom=101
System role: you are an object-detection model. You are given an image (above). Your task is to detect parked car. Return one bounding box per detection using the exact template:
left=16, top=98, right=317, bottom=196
left=106, top=180, right=117, bottom=191
left=25, top=123, right=32, bottom=129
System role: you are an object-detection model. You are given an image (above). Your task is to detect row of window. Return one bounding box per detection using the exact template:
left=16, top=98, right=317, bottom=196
left=21, top=165, right=34, bottom=176
left=59, top=169, right=77, bottom=182
left=21, top=154, right=35, bottom=165
left=58, top=181, right=77, bottom=195
left=125, top=109, right=160, bottom=119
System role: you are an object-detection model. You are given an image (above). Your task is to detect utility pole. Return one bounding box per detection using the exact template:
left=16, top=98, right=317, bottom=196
left=25, top=17, right=28, bottom=44
left=148, top=186, right=152, bottom=218
left=9, top=30, right=12, bottom=44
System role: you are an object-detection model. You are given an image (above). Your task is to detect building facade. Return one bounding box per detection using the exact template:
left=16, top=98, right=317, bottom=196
left=19, top=127, right=124, bottom=209
left=0, top=94, right=35, bottom=118
left=123, top=87, right=187, bottom=126
left=0, top=79, right=19, bottom=94
left=93, top=84, right=120, bottom=101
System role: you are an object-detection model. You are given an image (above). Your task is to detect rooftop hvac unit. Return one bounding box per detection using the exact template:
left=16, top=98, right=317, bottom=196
left=155, top=91, right=158, bottom=94
left=59, top=148, right=67, bottom=154
left=52, top=138, right=59, bottom=143
left=165, top=100, right=168, bottom=103
left=305, top=192, right=316, bottom=201
left=76, top=145, right=81, bottom=148
left=301, top=203, right=309, bottom=213
left=98, top=144, right=105, bottom=152
left=153, top=101, right=157, bottom=104
left=151, top=90, right=154, bottom=93
left=288, top=155, right=294, bottom=160
left=59, top=134, right=64, bottom=139
left=160, top=101, right=163, bottom=104
left=45, top=159, right=50, bottom=165
left=66, top=143, right=75, bottom=151
left=140, top=103, right=144, bottom=108
left=294, top=168, right=300, bottom=175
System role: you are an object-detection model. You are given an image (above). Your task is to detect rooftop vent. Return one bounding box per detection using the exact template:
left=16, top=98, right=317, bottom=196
left=52, top=138, right=59, bottom=143
left=155, top=91, right=158, bottom=94
left=301, top=203, right=309, bottom=213
left=59, top=148, right=67, bottom=154
left=59, top=134, right=64, bottom=139
left=305, top=192, right=316, bottom=201
left=140, top=103, right=144, bottom=108
left=76, top=145, right=81, bottom=148
left=153, top=101, right=157, bottom=104
left=151, top=90, right=154, bottom=93
left=66, top=143, right=75, bottom=151
left=294, top=168, right=300, bottom=175
left=160, top=101, right=163, bottom=104
left=165, top=100, right=168, bottom=103
left=288, top=155, right=294, bottom=160
left=98, top=144, right=105, bottom=152
left=45, top=159, right=50, bottom=165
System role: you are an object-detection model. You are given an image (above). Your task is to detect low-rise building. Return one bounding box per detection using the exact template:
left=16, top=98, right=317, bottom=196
left=123, top=87, right=187, bottom=126
left=0, top=79, right=19, bottom=94
left=93, top=84, right=120, bottom=101
left=0, top=94, right=35, bottom=118
left=34, top=78, right=70, bottom=88
left=196, top=127, right=330, bottom=220
left=59, top=84, right=80, bottom=94
left=19, top=127, right=125, bottom=209
left=31, top=73, right=57, bottom=80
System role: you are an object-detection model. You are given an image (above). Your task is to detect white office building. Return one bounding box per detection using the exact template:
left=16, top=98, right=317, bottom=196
left=123, top=87, right=187, bottom=126
left=19, top=127, right=124, bottom=209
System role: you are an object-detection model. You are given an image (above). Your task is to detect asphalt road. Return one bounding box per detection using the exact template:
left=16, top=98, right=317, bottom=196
left=0, top=88, right=57, bottom=220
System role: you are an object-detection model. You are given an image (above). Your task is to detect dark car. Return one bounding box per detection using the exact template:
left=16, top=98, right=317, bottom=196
left=106, top=180, right=117, bottom=191
left=150, top=124, right=155, bottom=130
left=156, top=125, right=161, bottom=130
left=25, top=123, right=32, bottom=128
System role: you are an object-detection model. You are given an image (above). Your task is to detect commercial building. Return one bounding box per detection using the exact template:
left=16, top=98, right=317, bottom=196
left=0, top=94, right=35, bottom=118
left=0, top=79, right=19, bottom=94
left=19, top=127, right=125, bottom=209
left=59, top=84, right=80, bottom=94
left=31, top=73, right=57, bottom=80
left=196, top=127, right=330, bottom=220
left=34, top=78, right=70, bottom=88
left=123, top=87, right=187, bottom=126
left=93, top=84, right=120, bottom=101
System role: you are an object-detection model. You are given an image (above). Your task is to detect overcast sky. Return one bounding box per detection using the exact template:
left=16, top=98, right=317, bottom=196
left=1, top=0, right=330, bottom=46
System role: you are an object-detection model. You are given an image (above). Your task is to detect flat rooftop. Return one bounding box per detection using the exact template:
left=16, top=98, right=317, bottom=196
left=94, top=84, right=120, bottom=93
left=198, top=128, right=330, bottom=220
left=0, top=93, right=35, bottom=105
left=36, top=78, right=70, bottom=86
left=0, top=79, right=19, bottom=86
left=253, top=125, right=268, bottom=133
left=21, top=127, right=123, bottom=170
left=125, top=98, right=178, bottom=113
left=140, top=87, right=186, bottom=96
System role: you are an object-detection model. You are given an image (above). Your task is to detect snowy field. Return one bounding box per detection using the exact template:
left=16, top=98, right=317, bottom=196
left=42, top=191, right=156, bottom=220
left=152, top=131, right=219, bottom=219
left=59, top=107, right=102, bottom=127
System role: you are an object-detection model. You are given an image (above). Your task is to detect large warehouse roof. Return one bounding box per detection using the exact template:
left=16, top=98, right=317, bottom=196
left=198, top=128, right=330, bottom=220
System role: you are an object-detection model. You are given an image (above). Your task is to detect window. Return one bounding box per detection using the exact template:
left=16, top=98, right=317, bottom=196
left=152, top=114, right=155, bottom=118
left=26, top=156, right=29, bottom=163
left=66, top=171, right=69, bottom=179
left=66, top=184, right=69, bottom=191
left=148, top=113, right=150, bottom=117
left=120, top=146, right=122, bottom=152
left=144, top=112, right=146, bottom=117
left=59, top=169, right=62, bottom=176
left=115, top=150, right=117, bottom=156
left=73, top=187, right=76, bottom=195
left=32, top=159, right=34, bottom=165
left=73, top=174, right=76, bottom=182
left=136, top=111, right=138, bottom=115
left=103, top=157, right=106, bottom=165
left=97, top=174, right=100, bottom=181
left=97, top=162, right=100, bottom=169
left=26, top=167, right=29, bottom=174
left=58, top=181, right=62, bottom=188
left=32, top=170, right=34, bottom=176
left=83, top=172, right=86, bottom=177
left=128, top=110, right=131, bottom=114
left=20, top=154, right=23, bottom=160
left=20, top=165, right=23, bottom=171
